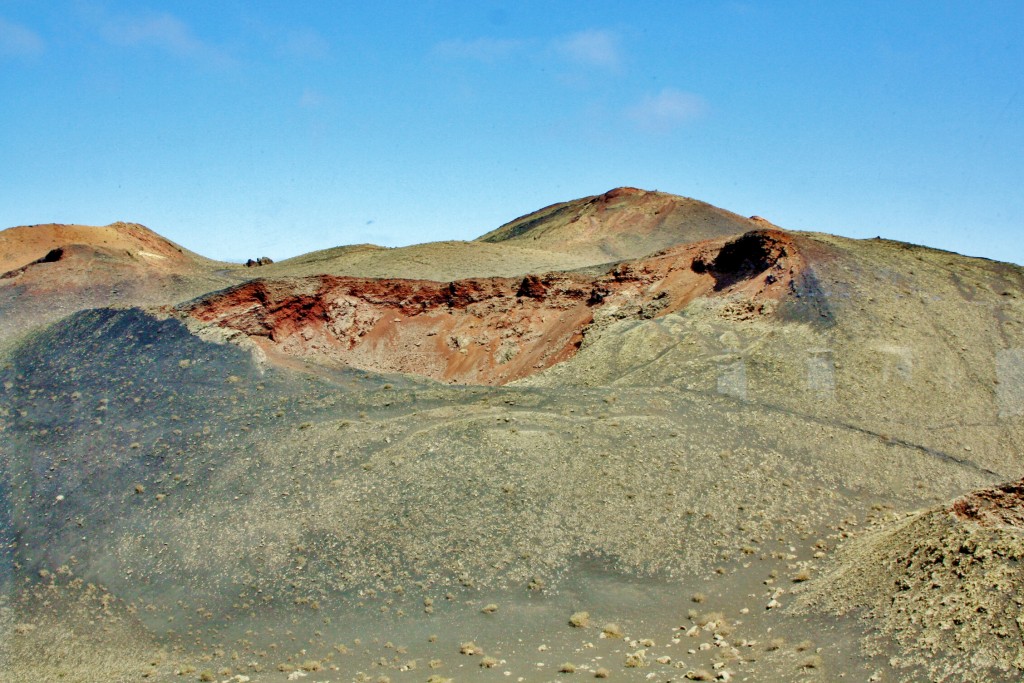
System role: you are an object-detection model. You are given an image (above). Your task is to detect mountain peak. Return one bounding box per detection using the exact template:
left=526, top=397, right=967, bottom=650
left=0, top=221, right=212, bottom=275
left=476, top=188, right=762, bottom=262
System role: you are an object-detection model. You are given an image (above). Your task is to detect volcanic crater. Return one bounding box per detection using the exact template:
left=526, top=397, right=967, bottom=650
left=178, top=228, right=805, bottom=384
left=4, top=187, right=1023, bottom=682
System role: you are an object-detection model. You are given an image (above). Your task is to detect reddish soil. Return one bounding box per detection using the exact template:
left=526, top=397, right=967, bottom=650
left=0, top=221, right=209, bottom=276
left=180, top=229, right=808, bottom=385
left=951, top=478, right=1024, bottom=529
left=0, top=223, right=235, bottom=343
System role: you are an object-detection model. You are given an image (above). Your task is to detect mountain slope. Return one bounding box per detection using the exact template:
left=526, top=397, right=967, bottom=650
left=254, top=240, right=599, bottom=281
left=174, top=229, right=808, bottom=385
left=796, top=477, right=1024, bottom=680
left=476, top=187, right=764, bottom=262
left=1, top=191, right=1023, bottom=681
left=0, top=221, right=214, bottom=275
left=0, top=222, right=238, bottom=345
left=0, top=301, right=999, bottom=681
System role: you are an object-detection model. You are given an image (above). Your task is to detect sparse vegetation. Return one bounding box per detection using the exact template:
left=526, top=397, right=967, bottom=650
left=569, top=611, right=590, bottom=628
left=602, top=623, right=624, bottom=639
left=695, top=611, right=725, bottom=628
left=624, top=650, right=647, bottom=668
left=799, top=655, right=823, bottom=669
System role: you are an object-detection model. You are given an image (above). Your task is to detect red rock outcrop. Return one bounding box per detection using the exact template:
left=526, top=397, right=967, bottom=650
left=179, top=229, right=808, bottom=385
left=952, top=478, right=1024, bottom=529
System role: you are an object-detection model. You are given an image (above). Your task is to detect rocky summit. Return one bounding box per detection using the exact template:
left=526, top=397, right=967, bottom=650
left=1, top=188, right=1022, bottom=682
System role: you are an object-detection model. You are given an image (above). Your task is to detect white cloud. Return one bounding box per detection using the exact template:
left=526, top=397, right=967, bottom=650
left=627, top=88, right=708, bottom=133
left=100, top=11, right=232, bottom=67
left=433, top=37, right=525, bottom=62
left=555, top=29, right=621, bottom=69
left=0, top=16, right=45, bottom=57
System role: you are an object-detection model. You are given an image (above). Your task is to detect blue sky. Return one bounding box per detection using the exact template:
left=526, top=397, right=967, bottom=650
left=1, top=2, right=1022, bottom=264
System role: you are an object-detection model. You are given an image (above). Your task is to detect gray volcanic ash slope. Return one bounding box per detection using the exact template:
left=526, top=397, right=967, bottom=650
left=0, top=190, right=1023, bottom=682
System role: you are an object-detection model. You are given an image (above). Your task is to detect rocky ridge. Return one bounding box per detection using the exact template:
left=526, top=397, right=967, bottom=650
left=176, top=229, right=804, bottom=384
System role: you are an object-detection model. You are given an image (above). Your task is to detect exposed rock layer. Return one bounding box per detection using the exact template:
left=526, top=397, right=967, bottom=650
left=179, top=229, right=805, bottom=384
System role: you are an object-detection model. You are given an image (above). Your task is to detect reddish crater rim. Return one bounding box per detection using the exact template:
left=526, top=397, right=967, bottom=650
left=951, top=478, right=1024, bottom=529
left=601, top=187, right=647, bottom=199
left=179, top=229, right=807, bottom=385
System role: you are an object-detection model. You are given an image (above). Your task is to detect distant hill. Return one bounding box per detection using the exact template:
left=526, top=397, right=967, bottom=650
left=0, top=221, right=214, bottom=275
left=0, top=222, right=236, bottom=345
left=476, top=187, right=762, bottom=261
left=257, top=240, right=599, bottom=281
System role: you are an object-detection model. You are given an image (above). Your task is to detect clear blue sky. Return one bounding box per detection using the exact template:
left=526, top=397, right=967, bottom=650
left=1, top=2, right=1022, bottom=264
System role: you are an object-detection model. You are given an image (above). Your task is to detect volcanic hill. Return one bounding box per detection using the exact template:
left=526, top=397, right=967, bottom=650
left=0, top=221, right=212, bottom=275
left=1, top=188, right=1023, bottom=682
left=476, top=187, right=762, bottom=262
left=175, top=229, right=806, bottom=385
left=0, top=221, right=238, bottom=345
